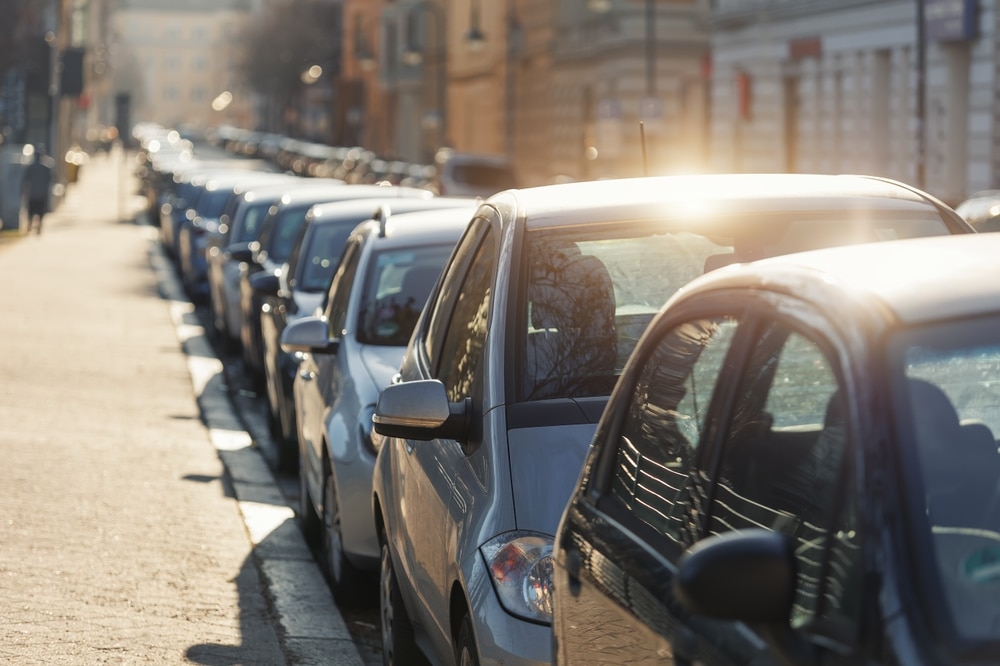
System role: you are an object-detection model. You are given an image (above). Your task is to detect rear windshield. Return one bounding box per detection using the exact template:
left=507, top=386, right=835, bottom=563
left=451, top=164, right=516, bottom=189
left=356, top=244, right=455, bottom=346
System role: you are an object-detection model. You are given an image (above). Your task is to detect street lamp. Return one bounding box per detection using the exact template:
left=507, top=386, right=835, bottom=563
left=403, top=1, right=447, bottom=154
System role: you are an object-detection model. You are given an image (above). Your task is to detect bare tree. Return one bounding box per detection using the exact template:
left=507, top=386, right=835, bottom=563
left=236, top=0, right=342, bottom=134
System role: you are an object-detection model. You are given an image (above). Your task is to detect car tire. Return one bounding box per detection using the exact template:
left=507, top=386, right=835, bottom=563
left=454, top=614, right=480, bottom=666
left=322, top=468, right=364, bottom=604
left=379, top=538, right=425, bottom=666
left=298, top=455, right=321, bottom=545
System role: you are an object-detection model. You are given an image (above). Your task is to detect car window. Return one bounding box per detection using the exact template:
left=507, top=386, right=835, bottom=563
left=295, top=223, right=356, bottom=292
left=709, top=323, right=860, bottom=635
left=892, top=315, right=1000, bottom=643
left=233, top=201, right=273, bottom=244
left=520, top=227, right=728, bottom=401
left=268, top=205, right=311, bottom=262
left=605, top=316, right=739, bottom=551
left=423, top=218, right=489, bottom=373
left=325, top=240, right=362, bottom=339
left=434, top=226, right=495, bottom=402
left=356, top=245, right=453, bottom=347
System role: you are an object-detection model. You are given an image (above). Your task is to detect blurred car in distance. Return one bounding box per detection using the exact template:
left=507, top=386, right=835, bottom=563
left=280, top=205, right=476, bottom=602
left=253, top=197, right=474, bottom=469
left=237, top=184, right=438, bottom=383
left=553, top=232, right=1000, bottom=665
left=369, top=173, right=972, bottom=666
left=431, top=149, right=517, bottom=198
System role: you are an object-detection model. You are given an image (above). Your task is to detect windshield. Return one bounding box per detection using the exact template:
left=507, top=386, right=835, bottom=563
left=518, top=209, right=956, bottom=402
left=295, top=223, right=358, bottom=293
left=196, top=188, right=232, bottom=219
left=892, top=315, right=1000, bottom=644
left=232, top=201, right=273, bottom=244
left=266, top=205, right=311, bottom=262
left=356, top=244, right=454, bottom=346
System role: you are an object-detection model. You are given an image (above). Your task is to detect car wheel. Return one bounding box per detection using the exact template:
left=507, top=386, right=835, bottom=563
left=298, top=455, right=320, bottom=545
left=454, top=614, right=480, bottom=666
left=323, top=468, right=363, bottom=604
left=380, top=538, right=424, bottom=666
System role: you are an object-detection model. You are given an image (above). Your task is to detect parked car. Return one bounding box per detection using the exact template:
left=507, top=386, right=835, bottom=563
left=553, top=231, right=1000, bottom=665
left=280, top=205, right=478, bottom=602
left=253, top=197, right=475, bottom=469
left=176, top=170, right=299, bottom=301
left=431, top=149, right=517, bottom=198
left=237, top=184, right=438, bottom=383
left=369, top=173, right=973, bottom=666
left=206, top=179, right=323, bottom=348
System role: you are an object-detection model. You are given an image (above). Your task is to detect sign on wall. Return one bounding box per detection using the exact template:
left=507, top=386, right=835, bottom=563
left=925, top=0, right=977, bottom=42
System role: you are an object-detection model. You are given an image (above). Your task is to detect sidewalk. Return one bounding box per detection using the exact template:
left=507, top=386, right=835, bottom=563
left=0, top=147, right=364, bottom=665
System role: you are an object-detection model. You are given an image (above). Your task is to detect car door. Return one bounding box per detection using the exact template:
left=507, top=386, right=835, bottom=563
left=555, top=303, right=745, bottom=665
left=298, top=240, right=363, bottom=496
left=395, top=216, right=496, bottom=652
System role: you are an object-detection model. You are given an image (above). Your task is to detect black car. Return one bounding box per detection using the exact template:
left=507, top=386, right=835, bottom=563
left=553, top=233, right=1000, bottom=665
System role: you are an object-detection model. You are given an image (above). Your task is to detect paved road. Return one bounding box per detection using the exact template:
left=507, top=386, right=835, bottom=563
left=0, top=147, right=378, bottom=665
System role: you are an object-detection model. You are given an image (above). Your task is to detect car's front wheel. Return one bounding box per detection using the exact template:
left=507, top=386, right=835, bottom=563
left=454, top=614, right=480, bottom=666
left=323, top=468, right=363, bottom=604
left=379, top=538, right=425, bottom=666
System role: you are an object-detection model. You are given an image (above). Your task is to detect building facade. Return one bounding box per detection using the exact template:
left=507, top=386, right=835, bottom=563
left=709, top=0, right=992, bottom=204
left=111, top=0, right=256, bottom=133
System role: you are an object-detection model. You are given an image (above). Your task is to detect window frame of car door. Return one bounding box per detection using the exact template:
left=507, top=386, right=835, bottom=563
left=323, top=231, right=366, bottom=342
left=696, top=296, right=865, bottom=657
left=581, top=289, right=865, bottom=659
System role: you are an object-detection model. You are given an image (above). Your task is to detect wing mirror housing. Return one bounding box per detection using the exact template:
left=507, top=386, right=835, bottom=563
left=673, top=529, right=795, bottom=623
left=249, top=270, right=280, bottom=297
left=280, top=315, right=340, bottom=355
left=373, top=379, right=470, bottom=442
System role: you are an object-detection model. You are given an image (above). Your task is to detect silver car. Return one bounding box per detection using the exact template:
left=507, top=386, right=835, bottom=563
left=281, top=206, right=477, bottom=603
left=369, top=174, right=972, bottom=665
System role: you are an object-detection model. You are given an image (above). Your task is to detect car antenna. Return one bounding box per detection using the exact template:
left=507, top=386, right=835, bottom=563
left=640, top=121, right=649, bottom=176
left=376, top=205, right=390, bottom=238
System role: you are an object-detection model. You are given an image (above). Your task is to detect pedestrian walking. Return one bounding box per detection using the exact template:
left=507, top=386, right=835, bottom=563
left=22, top=145, right=54, bottom=234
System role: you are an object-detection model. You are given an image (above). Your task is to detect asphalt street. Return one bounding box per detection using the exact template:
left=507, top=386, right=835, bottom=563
left=0, top=147, right=377, bottom=665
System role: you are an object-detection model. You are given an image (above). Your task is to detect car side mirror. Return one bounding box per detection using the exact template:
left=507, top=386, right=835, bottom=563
left=373, top=380, right=469, bottom=442
left=250, top=270, right=280, bottom=297
left=280, top=315, right=339, bottom=355
left=226, top=242, right=252, bottom=263
left=673, top=529, right=795, bottom=623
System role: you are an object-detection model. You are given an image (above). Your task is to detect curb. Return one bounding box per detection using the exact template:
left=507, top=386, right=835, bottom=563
left=148, top=226, right=364, bottom=666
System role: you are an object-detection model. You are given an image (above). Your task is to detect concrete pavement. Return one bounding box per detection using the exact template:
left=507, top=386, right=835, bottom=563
left=0, top=147, right=366, bottom=665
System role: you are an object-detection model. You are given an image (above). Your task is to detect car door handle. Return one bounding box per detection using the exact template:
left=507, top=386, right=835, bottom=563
left=299, top=370, right=315, bottom=381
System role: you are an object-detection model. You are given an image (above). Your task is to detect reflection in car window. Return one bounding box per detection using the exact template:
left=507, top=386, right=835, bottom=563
left=520, top=228, right=727, bottom=401
left=325, top=242, right=361, bottom=339
left=608, top=316, right=737, bottom=548
left=233, top=201, right=273, bottom=243
left=356, top=245, right=452, bottom=347
left=269, top=206, right=311, bottom=262
left=710, top=325, right=859, bottom=633
left=895, top=316, right=1000, bottom=643
left=297, top=224, right=355, bottom=292
left=436, top=229, right=494, bottom=403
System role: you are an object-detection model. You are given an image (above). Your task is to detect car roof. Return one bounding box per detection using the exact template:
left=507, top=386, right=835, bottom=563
left=362, top=205, right=478, bottom=248
left=678, top=232, right=1000, bottom=326
left=278, top=184, right=431, bottom=208
left=307, top=195, right=470, bottom=222
left=492, top=174, right=957, bottom=231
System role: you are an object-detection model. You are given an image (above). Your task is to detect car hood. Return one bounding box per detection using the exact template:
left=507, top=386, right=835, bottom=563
left=359, top=344, right=407, bottom=398
left=506, top=420, right=600, bottom=536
